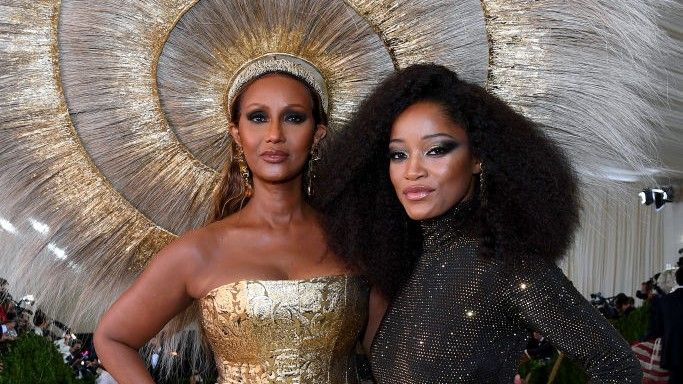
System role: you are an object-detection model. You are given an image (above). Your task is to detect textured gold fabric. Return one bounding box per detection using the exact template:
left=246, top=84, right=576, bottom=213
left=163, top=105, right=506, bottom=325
left=200, top=275, right=369, bottom=384
left=370, top=202, right=642, bottom=383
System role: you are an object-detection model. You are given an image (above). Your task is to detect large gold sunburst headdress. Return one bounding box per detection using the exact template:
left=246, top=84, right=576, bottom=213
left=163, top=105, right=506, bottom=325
left=0, top=0, right=679, bottom=345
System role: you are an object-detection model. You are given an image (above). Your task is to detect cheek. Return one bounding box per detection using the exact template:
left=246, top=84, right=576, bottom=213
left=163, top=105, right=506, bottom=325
left=437, top=156, right=474, bottom=195
left=240, top=136, right=261, bottom=161
left=389, top=162, right=404, bottom=193
left=241, top=134, right=259, bottom=149
left=236, top=126, right=259, bottom=149
left=295, top=131, right=315, bottom=151
left=286, top=125, right=316, bottom=150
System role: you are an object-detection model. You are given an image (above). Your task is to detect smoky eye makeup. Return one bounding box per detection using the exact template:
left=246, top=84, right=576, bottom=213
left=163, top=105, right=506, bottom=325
left=246, top=110, right=267, bottom=123
left=388, top=147, right=408, bottom=161
left=284, top=112, right=307, bottom=123
left=426, top=140, right=458, bottom=156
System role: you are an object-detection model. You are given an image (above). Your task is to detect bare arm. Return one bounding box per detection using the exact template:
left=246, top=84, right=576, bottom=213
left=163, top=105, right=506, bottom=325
left=93, top=237, right=201, bottom=384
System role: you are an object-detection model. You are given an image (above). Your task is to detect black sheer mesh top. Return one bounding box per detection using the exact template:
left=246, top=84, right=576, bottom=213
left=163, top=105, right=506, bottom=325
left=369, top=202, right=642, bottom=383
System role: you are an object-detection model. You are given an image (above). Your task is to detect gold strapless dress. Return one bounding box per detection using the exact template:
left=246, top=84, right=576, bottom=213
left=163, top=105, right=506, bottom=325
left=199, top=275, right=369, bottom=384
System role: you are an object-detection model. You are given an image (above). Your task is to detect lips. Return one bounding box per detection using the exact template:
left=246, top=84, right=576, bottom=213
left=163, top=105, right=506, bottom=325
left=403, top=185, right=435, bottom=201
left=260, top=150, right=289, bottom=163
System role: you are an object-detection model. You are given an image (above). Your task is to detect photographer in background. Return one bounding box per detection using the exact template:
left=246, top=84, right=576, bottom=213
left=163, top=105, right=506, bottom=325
left=66, top=339, right=99, bottom=379
left=32, top=309, right=50, bottom=337
left=639, top=276, right=664, bottom=341
left=590, top=292, right=619, bottom=319
left=16, top=310, right=32, bottom=334
left=1, top=312, right=18, bottom=342
left=0, top=295, right=13, bottom=324
left=637, top=275, right=663, bottom=302
left=54, top=331, right=74, bottom=362
left=525, top=331, right=555, bottom=360
left=615, top=293, right=635, bottom=317
left=66, top=339, right=83, bottom=364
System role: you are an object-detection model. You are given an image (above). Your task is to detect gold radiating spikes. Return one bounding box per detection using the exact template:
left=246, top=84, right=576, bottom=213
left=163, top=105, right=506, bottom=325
left=347, top=0, right=489, bottom=84
left=0, top=0, right=174, bottom=332
left=482, top=0, right=671, bottom=185
left=59, top=0, right=216, bottom=235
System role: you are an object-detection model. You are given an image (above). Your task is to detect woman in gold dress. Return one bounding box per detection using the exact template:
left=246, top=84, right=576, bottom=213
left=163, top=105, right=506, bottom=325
left=94, top=55, right=369, bottom=384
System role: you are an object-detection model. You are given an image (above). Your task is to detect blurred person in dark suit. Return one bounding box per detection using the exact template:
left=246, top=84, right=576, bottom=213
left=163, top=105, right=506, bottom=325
left=640, top=276, right=664, bottom=341
left=525, top=331, right=555, bottom=360
left=654, top=267, right=683, bottom=383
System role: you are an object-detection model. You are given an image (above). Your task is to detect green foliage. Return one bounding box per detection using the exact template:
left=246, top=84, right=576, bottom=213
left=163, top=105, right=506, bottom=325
left=518, top=356, right=554, bottom=384
left=519, top=353, right=588, bottom=384
left=610, top=304, right=649, bottom=344
left=0, top=305, right=651, bottom=384
left=551, top=358, right=588, bottom=384
left=0, top=333, right=88, bottom=384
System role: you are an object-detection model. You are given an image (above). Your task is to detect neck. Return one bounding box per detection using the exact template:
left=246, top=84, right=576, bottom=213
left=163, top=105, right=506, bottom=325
left=243, top=175, right=310, bottom=228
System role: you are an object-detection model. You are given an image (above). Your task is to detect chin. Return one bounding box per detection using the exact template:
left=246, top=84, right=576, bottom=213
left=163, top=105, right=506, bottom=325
left=404, top=205, right=438, bottom=221
left=259, top=171, right=303, bottom=184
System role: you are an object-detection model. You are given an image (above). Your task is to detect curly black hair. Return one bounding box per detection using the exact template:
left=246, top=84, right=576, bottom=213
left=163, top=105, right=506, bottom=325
left=314, top=64, right=580, bottom=299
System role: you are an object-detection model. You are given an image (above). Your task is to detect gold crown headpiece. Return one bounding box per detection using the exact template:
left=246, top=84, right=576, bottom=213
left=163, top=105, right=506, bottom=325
left=227, top=53, right=329, bottom=118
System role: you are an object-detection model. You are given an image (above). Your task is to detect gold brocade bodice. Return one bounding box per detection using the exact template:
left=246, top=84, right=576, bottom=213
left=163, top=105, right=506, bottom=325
left=199, top=275, right=369, bottom=384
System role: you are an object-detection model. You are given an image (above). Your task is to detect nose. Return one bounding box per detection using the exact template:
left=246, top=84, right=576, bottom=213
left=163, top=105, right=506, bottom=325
left=404, top=153, right=426, bottom=180
left=265, top=120, right=285, bottom=143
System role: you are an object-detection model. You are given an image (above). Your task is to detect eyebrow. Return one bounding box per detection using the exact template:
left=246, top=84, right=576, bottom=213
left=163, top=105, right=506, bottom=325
left=389, top=133, right=455, bottom=143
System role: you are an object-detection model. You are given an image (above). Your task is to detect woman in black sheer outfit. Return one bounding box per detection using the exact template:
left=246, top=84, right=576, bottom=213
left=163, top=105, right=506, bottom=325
left=316, top=64, right=642, bottom=383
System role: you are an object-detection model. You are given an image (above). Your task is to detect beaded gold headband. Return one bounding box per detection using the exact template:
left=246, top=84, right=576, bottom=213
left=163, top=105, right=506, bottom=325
left=227, top=53, right=329, bottom=117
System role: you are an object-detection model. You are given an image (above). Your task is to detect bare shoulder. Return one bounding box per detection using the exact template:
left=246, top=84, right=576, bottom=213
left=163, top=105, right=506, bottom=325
left=150, top=225, right=217, bottom=271
left=144, top=222, right=236, bottom=288
left=173, top=217, right=256, bottom=296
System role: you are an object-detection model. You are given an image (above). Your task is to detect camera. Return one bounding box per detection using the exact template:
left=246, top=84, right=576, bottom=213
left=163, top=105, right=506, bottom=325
left=589, top=292, right=619, bottom=319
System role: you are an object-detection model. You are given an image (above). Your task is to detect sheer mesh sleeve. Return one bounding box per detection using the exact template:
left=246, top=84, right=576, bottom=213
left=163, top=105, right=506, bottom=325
left=505, top=260, right=642, bottom=383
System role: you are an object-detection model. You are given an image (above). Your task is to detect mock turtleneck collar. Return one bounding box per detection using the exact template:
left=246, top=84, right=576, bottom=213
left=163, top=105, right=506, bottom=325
left=418, top=198, right=478, bottom=252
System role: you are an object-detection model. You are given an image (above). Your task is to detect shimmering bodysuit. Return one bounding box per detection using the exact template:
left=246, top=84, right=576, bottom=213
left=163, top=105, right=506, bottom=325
left=200, top=275, right=368, bottom=384
left=370, top=203, right=642, bottom=383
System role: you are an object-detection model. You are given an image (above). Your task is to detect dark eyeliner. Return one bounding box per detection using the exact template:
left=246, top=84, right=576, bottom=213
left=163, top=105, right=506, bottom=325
left=427, top=141, right=458, bottom=156
left=247, top=111, right=267, bottom=123
left=285, top=112, right=307, bottom=123
left=388, top=148, right=407, bottom=161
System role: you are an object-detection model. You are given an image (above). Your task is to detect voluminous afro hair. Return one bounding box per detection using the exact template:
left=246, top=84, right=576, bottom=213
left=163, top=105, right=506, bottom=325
left=314, top=64, right=580, bottom=299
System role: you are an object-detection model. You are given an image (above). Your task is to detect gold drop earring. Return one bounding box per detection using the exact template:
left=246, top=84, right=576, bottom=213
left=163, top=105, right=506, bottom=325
left=237, top=145, right=253, bottom=197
